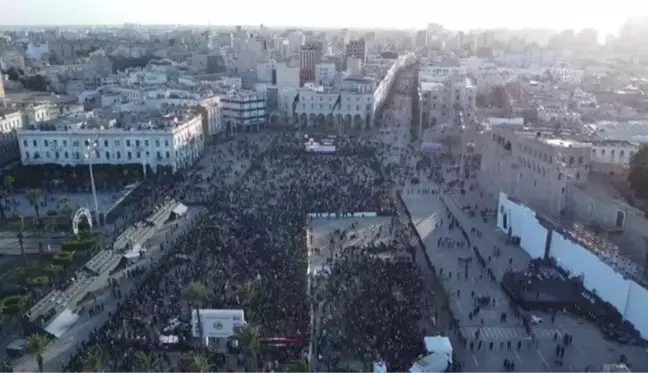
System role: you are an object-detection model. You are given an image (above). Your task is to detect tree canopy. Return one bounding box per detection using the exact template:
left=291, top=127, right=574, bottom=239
left=628, top=145, right=648, bottom=199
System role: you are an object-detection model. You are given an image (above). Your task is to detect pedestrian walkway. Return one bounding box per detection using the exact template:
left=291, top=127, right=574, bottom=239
left=462, top=326, right=562, bottom=341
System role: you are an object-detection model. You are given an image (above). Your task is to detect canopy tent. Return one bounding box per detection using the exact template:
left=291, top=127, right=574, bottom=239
left=424, top=336, right=453, bottom=358
left=409, top=353, right=450, bottom=373
left=44, top=308, right=79, bottom=338
left=374, top=361, right=387, bottom=373
left=172, top=203, right=188, bottom=217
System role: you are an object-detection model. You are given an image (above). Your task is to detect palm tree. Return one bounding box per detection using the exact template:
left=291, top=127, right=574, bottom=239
left=26, top=333, right=49, bottom=373
left=136, top=351, right=159, bottom=372
left=17, top=231, right=27, bottom=266
left=26, top=188, right=43, bottom=222
left=183, top=353, right=211, bottom=372
left=236, top=323, right=261, bottom=372
left=292, top=359, right=310, bottom=372
left=182, top=281, right=207, bottom=342
left=83, top=345, right=104, bottom=372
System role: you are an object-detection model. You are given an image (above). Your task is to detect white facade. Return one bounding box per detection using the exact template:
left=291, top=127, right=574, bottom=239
left=220, top=91, right=267, bottom=134
left=288, top=82, right=375, bottom=130
left=257, top=60, right=277, bottom=83
left=315, top=62, right=336, bottom=86
left=18, top=113, right=204, bottom=173
left=420, top=77, right=476, bottom=127
left=275, top=63, right=300, bottom=88
left=589, top=140, right=638, bottom=166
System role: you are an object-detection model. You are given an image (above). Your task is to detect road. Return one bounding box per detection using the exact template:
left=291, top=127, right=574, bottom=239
left=400, top=177, right=648, bottom=372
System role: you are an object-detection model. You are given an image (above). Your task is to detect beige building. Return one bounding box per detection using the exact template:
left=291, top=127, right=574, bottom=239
left=479, top=128, right=592, bottom=217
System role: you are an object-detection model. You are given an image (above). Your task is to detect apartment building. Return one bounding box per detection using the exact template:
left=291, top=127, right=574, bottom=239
left=479, top=128, right=592, bottom=217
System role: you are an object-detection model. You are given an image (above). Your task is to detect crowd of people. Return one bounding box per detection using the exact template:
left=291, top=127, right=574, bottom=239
left=60, top=132, right=412, bottom=372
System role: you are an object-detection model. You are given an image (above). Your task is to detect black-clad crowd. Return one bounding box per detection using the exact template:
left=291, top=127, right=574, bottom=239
left=61, top=132, right=411, bottom=372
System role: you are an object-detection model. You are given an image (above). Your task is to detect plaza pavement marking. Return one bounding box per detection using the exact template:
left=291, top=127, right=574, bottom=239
left=462, top=326, right=562, bottom=341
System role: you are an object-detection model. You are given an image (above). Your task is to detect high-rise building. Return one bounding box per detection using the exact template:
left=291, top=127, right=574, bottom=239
left=0, top=74, right=5, bottom=99
left=345, top=39, right=367, bottom=62
left=299, top=43, right=322, bottom=86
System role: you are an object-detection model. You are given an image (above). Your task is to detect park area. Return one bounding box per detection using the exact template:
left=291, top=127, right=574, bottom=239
left=0, top=232, right=101, bottom=317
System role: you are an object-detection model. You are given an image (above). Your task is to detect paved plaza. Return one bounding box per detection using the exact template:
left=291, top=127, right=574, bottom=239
left=401, top=185, right=648, bottom=372
left=5, top=188, right=135, bottom=218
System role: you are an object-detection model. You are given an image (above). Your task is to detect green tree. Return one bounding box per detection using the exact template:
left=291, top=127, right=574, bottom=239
left=182, top=353, right=211, bottom=372
left=629, top=145, right=648, bottom=200
left=292, top=359, right=310, bottom=372
left=182, top=282, right=207, bottom=342
left=136, top=351, right=159, bottom=372
left=59, top=196, right=75, bottom=219
left=236, top=323, right=261, bottom=372
left=26, top=333, right=49, bottom=373
left=26, top=188, right=43, bottom=222
left=83, top=345, right=104, bottom=372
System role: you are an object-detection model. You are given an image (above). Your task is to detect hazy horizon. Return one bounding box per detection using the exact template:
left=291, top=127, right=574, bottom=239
left=2, top=0, right=648, bottom=36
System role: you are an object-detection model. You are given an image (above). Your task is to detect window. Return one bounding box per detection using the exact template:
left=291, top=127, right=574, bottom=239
left=126, top=140, right=131, bottom=147
left=157, top=151, right=161, bottom=159
left=166, top=151, right=170, bottom=159
left=558, top=173, right=563, bottom=180
left=105, top=151, right=110, bottom=159
left=144, top=140, right=149, bottom=146
left=63, top=140, right=67, bottom=146
left=155, top=140, right=160, bottom=147
left=116, top=151, right=121, bottom=159
left=84, top=140, right=90, bottom=147
left=64, top=151, right=69, bottom=158
left=32, top=140, right=37, bottom=146
left=165, top=140, right=169, bottom=147
left=601, top=149, right=606, bottom=155
left=115, top=140, right=120, bottom=146
left=127, top=152, right=132, bottom=160
left=620, top=150, right=625, bottom=158
left=136, top=152, right=141, bottom=159
left=25, top=151, right=30, bottom=159
left=578, top=156, right=583, bottom=165
left=576, top=172, right=581, bottom=181
left=55, top=151, right=59, bottom=159
left=136, top=140, right=140, bottom=147
left=23, top=140, right=27, bottom=147
left=568, top=156, right=574, bottom=165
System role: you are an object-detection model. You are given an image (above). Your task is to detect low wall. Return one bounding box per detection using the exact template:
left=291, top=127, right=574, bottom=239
left=493, top=192, right=648, bottom=338
left=307, top=212, right=378, bottom=218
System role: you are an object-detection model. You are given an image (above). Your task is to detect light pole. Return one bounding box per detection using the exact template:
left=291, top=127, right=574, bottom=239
left=84, top=138, right=102, bottom=227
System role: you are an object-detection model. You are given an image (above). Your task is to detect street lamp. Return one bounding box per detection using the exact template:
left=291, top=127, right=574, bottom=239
left=84, top=138, right=102, bottom=227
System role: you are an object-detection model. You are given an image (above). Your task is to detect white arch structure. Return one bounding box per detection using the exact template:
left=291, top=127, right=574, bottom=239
left=72, top=207, right=93, bottom=236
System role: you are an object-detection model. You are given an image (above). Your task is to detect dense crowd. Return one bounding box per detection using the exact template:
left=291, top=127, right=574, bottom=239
left=61, top=132, right=404, bottom=372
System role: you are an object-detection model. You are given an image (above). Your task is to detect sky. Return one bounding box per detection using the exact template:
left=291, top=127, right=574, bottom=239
left=1, top=0, right=647, bottom=36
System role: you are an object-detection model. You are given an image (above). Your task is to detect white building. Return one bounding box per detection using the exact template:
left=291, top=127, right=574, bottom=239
left=588, top=139, right=639, bottom=171
left=275, top=62, right=300, bottom=88
left=315, top=62, right=336, bottom=86
left=220, top=90, right=266, bottom=134
left=419, top=77, right=476, bottom=127
left=18, top=110, right=204, bottom=173
left=287, top=76, right=376, bottom=130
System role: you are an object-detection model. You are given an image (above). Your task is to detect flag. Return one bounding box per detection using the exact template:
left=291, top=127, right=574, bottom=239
left=292, top=92, right=300, bottom=114
left=331, top=93, right=342, bottom=114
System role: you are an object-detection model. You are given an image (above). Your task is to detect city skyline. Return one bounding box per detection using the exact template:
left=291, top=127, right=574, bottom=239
left=2, top=0, right=648, bottom=36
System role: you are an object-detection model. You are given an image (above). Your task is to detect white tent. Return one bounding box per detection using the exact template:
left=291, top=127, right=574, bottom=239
left=44, top=308, right=79, bottom=338
left=173, top=203, right=188, bottom=217
left=374, top=361, right=387, bottom=373
left=424, top=336, right=453, bottom=359
left=409, top=353, right=450, bottom=373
